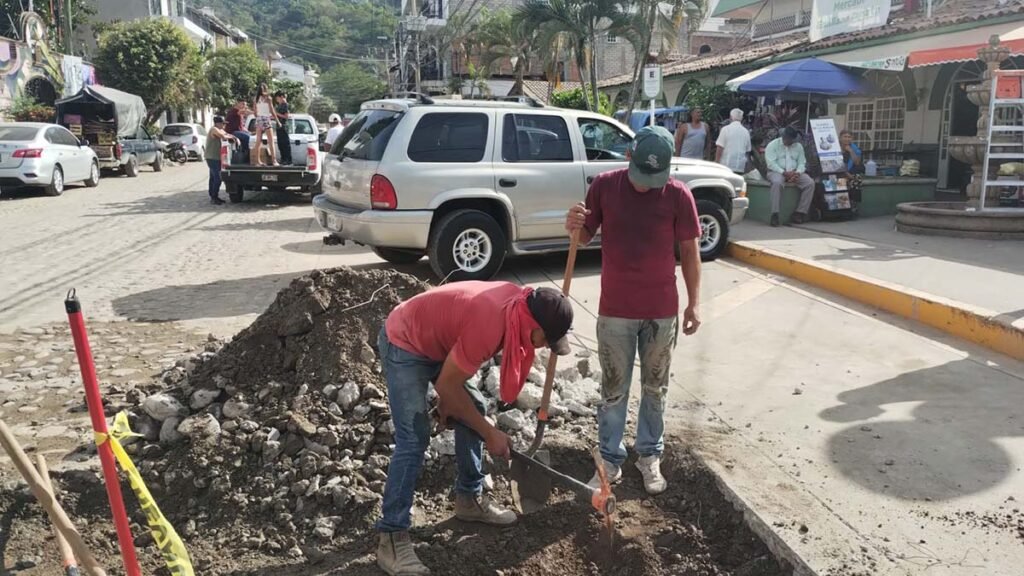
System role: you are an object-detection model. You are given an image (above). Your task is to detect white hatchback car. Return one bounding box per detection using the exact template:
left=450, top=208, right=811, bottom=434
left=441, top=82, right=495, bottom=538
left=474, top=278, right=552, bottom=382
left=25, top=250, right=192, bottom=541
left=161, top=123, right=207, bottom=159
left=0, top=123, right=100, bottom=196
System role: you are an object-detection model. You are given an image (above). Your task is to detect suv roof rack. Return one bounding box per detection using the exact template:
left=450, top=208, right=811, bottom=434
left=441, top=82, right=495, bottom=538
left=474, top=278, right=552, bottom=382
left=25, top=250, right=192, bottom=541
left=464, top=95, right=545, bottom=108
left=393, top=91, right=435, bottom=105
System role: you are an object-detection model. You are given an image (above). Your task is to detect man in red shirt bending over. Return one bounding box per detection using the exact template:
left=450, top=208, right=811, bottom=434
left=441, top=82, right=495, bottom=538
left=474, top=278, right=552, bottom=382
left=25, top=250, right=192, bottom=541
left=565, top=125, right=702, bottom=496
left=375, top=282, right=573, bottom=576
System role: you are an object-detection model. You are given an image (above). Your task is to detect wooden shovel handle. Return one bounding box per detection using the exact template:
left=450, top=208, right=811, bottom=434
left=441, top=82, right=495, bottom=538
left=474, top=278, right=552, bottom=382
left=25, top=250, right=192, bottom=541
left=0, top=420, right=107, bottom=576
left=537, top=230, right=580, bottom=421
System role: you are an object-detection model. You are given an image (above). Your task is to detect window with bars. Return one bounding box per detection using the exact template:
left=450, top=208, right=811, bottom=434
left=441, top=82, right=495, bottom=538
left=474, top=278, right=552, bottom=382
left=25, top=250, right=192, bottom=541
left=606, top=32, right=619, bottom=44
left=846, top=97, right=905, bottom=164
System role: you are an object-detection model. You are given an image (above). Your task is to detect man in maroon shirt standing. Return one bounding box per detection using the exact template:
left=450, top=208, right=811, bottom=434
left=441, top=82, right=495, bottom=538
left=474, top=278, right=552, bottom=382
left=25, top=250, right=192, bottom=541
left=375, top=282, right=573, bottom=575
left=565, top=125, right=702, bottom=495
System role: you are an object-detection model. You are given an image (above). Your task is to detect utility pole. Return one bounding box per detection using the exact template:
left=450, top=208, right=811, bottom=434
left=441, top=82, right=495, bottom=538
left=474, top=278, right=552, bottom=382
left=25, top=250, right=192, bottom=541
left=411, top=0, right=422, bottom=94
left=63, top=0, right=74, bottom=55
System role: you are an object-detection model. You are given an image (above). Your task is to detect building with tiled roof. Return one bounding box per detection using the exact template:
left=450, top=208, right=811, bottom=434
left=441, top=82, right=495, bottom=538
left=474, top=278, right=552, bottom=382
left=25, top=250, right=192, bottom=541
left=600, top=0, right=1024, bottom=193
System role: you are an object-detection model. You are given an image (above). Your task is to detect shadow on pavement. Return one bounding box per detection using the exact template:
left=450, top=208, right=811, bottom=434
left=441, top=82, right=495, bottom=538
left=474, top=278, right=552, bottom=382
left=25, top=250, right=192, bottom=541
left=820, top=357, right=1024, bottom=501
left=202, top=217, right=317, bottom=233
left=94, top=188, right=307, bottom=216
left=112, top=272, right=304, bottom=321
left=812, top=246, right=920, bottom=263
left=0, top=184, right=90, bottom=200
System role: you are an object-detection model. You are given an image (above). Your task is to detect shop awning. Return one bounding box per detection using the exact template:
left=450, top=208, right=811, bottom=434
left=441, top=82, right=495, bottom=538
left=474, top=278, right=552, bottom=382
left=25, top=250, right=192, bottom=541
left=907, top=26, right=1024, bottom=68
left=725, top=62, right=782, bottom=90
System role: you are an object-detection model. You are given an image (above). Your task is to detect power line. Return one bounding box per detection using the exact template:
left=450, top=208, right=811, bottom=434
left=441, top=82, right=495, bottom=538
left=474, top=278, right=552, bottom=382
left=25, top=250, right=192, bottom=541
left=242, top=29, right=390, bottom=63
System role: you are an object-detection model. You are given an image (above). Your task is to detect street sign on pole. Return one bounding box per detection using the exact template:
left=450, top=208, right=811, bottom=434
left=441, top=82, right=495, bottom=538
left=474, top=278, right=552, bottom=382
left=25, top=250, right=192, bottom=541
left=643, top=66, right=661, bottom=127
left=642, top=66, right=661, bottom=99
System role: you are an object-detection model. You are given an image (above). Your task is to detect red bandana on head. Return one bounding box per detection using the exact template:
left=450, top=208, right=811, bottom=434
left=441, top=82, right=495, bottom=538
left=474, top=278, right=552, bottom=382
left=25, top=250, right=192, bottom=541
left=499, top=287, right=540, bottom=404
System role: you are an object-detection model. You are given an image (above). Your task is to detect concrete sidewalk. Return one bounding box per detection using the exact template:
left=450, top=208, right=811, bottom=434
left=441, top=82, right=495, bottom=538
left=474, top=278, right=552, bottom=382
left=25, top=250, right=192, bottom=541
left=728, top=217, right=1024, bottom=359
left=504, top=253, right=1024, bottom=576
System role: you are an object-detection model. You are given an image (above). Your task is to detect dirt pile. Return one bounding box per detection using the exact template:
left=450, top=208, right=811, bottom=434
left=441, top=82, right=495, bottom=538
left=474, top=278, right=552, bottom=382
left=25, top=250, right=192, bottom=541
left=120, top=267, right=609, bottom=560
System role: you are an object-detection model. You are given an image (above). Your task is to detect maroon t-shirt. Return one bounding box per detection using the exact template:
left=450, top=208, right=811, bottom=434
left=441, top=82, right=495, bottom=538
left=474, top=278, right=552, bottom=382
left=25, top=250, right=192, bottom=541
left=583, top=168, right=700, bottom=319
left=225, top=108, right=242, bottom=133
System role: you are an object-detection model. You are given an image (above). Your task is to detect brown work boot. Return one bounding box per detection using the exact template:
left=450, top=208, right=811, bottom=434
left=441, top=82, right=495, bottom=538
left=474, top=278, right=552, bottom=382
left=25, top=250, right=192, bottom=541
left=790, top=211, right=807, bottom=224
left=454, top=493, right=517, bottom=525
left=770, top=213, right=780, bottom=227
left=377, top=531, right=430, bottom=575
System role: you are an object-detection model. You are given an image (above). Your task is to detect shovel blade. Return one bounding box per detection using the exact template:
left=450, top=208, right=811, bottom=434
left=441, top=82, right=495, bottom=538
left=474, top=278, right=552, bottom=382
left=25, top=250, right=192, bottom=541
left=510, top=449, right=552, bottom=514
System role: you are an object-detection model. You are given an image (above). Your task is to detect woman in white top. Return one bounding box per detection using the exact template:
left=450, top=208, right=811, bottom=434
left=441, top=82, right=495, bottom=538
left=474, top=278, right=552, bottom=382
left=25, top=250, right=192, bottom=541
left=252, top=83, right=279, bottom=166
left=674, top=106, right=710, bottom=160
left=715, top=108, right=752, bottom=174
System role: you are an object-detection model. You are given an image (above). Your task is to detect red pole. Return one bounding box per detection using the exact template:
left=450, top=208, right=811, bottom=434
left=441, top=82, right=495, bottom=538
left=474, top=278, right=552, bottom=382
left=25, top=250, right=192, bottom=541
left=64, top=290, right=142, bottom=576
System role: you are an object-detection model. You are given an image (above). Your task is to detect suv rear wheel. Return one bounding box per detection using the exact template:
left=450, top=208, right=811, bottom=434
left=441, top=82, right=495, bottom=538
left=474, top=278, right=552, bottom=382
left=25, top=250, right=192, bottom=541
left=429, top=209, right=506, bottom=281
left=696, top=199, right=729, bottom=261
left=372, top=247, right=424, bottom=265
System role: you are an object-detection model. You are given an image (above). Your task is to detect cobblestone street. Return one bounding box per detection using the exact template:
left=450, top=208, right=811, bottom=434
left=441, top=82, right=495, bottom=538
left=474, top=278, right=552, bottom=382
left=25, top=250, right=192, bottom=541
left=0, top=162, right=379, bottom=337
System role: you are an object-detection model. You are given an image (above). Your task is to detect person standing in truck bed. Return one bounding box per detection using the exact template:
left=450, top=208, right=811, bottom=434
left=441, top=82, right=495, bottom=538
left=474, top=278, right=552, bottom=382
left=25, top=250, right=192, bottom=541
left=273, top=91, right=292, bottom=165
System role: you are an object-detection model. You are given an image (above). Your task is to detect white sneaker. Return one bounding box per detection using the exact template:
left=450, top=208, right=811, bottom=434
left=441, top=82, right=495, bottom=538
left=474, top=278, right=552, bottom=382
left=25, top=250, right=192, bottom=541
left=635, top=455, right=667, bottom=495
left=586, top=459, right=622, bottom=490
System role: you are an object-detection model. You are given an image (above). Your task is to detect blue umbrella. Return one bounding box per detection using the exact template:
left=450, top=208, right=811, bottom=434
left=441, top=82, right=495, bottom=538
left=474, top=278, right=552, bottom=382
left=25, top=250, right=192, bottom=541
left=735, top=57, right=873, bottom=100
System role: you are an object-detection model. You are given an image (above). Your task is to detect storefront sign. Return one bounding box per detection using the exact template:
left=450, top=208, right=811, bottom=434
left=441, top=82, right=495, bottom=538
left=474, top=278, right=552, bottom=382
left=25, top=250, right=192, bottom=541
left=840, top=55, right=907, bottom=71
left=810, top=0, right=891, bottom=42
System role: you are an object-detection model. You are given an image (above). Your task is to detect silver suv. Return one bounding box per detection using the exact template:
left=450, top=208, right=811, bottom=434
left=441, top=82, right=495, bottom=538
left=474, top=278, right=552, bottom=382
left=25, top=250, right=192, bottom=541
left=313, top=97, right=749, bottom=280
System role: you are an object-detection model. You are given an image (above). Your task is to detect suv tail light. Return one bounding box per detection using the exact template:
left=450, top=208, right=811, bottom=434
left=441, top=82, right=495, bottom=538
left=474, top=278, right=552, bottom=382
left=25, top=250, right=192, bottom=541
left=220, top=142, right=228, bottom=166
left=13, top=148, right=42, bottom=158
left=370, top=175, right=397, bottom=210
left=115, top=143, right=122, bottom=158
left=307, top=145, right=317, bottom=172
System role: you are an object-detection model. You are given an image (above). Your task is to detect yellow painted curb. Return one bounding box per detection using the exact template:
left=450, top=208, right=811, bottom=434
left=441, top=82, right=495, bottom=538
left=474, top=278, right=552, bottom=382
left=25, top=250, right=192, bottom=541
left=726, top=241, right=1024, bottom=361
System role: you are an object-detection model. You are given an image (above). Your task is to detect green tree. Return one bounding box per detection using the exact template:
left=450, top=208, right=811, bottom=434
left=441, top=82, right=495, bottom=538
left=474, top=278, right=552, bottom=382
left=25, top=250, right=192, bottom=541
left=272, top=78, right=308, bottom=112
left=308, top=96, right=336, bottom=123
left=94, top=19, right=206, bottom=122
left=475, top=9, right=542, bottom=96
left=320, top=62, right=387, bottom=114
left=551, top=87, right=612, bottom=116
left=618, top=0, right=705, bottom=123
left=520, top=0, right=626, bottom=112
left=206, top=45, right=271, bottom=112
left=198, top=0, right=397, bottom=71
left=0, top=0, right=94, bottom=54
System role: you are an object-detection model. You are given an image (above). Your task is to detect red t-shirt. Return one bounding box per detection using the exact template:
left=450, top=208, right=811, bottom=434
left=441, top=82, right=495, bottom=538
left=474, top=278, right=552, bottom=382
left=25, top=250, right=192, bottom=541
left=583, top=168, right=700, bottom=319
left=385, top=281, right=522, bottom=374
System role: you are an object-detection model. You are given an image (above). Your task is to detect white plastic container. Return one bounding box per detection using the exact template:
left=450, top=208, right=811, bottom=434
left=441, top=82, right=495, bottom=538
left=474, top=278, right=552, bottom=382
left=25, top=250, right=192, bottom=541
left=865, top=158, right=878, bottom=177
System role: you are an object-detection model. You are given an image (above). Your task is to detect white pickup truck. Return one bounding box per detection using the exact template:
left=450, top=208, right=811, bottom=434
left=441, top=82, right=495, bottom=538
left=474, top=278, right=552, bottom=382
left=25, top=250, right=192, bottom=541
left=219, top=113, right=324, bottom=203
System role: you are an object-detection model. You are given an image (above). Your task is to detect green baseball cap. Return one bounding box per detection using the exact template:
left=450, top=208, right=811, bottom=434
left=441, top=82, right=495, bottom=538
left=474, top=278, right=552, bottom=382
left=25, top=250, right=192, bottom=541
left=628, top=125, right=675, bottom=189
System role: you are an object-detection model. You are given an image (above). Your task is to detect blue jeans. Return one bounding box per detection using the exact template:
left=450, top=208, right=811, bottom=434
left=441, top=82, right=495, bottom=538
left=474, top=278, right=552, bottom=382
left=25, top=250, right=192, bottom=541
left=596, top=316, right=678, bottom=467
left=376, top=329, right=487, bottom=533
left=232, top=131, right=250, bottom=163
left=205, top=159, right=221, bottom=200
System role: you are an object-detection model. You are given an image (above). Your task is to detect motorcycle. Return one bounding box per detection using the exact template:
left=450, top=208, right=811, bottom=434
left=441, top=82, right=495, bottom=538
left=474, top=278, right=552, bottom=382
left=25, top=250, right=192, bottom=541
left=163, top=141, right=189, bottom=165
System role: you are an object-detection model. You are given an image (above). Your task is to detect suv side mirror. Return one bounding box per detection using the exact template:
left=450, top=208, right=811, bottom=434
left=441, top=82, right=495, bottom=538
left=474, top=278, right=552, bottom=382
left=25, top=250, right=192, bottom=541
left=79, top=137, right=88, bottom=147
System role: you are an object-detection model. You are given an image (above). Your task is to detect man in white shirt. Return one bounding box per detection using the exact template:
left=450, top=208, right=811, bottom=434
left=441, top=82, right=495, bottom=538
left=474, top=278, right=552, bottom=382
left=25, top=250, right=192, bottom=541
left=324, top=113, right=344, bottom=151
left=715, top=108, right=751, bottom=174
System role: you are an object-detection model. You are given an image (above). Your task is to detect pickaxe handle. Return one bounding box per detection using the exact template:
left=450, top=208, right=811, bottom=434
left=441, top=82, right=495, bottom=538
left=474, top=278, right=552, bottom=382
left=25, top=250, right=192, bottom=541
left=526, top=230, right=579, bottom=455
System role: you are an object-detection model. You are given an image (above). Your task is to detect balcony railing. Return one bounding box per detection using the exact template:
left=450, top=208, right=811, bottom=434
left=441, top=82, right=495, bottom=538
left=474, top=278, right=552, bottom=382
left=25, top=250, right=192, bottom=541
left=752, top=9, right=811, bottom=39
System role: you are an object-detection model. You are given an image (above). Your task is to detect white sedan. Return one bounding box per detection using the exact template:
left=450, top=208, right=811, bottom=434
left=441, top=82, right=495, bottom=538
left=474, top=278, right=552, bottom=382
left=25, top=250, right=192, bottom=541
left=161, top=123, right=207, bottom=159
left=0, top=123, right=100, bottom=196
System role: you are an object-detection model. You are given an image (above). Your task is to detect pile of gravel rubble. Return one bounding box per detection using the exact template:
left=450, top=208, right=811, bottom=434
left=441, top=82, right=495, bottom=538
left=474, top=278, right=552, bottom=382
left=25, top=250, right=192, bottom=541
left=116, top=267, right=606, bottom=555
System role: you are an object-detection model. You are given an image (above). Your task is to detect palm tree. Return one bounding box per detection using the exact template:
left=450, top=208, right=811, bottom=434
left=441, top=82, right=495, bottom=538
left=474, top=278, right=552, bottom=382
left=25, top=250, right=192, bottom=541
left=476, top=9, right=540, bottom=96
left=519, top=0, right=625, bottom=112
left=619, top=0, right=704, bottom=122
